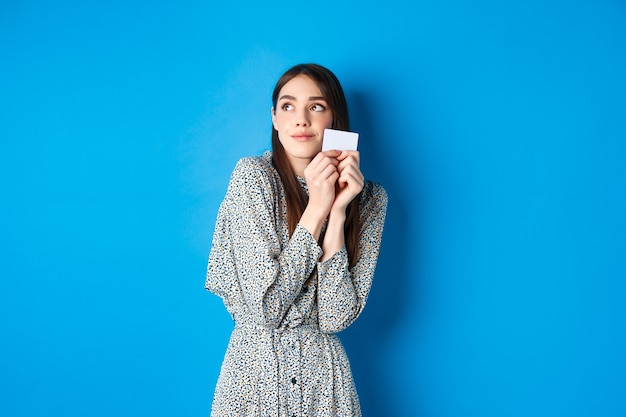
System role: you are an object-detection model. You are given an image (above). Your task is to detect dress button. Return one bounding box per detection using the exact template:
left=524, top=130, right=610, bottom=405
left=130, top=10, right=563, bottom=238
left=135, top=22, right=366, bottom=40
left=291, top=377, right=297, bottom=384
left=302, top=286, right=308, bottom=293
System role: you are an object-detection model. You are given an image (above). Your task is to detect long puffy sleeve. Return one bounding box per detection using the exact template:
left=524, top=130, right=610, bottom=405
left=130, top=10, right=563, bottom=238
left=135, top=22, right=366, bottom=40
left=205, top=157, right=323, bottom=329
left=316, top=182, right=388, bottom=333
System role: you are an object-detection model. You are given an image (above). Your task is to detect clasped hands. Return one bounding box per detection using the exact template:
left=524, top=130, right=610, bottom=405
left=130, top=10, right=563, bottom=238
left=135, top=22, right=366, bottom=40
left=303, top=150, right=364, bottom=218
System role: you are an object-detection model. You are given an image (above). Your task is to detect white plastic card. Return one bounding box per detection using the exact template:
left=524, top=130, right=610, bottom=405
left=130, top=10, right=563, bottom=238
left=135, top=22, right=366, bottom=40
left=321, top=128, right=359, bottom=152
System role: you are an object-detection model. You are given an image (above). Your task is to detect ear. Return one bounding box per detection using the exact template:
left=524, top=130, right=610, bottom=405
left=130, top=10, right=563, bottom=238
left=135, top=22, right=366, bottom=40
left=271, top=107, right=278, bottom=130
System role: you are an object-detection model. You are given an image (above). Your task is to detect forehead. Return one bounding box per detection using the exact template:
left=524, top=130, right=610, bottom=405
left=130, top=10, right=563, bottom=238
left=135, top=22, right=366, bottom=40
left=278, top=75, right=324, bottom=99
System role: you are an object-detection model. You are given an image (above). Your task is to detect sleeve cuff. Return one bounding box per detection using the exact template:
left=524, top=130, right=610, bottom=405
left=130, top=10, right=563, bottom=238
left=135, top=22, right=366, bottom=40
left=293, top=223, right=323, bottom=260
left=317, top=246, right=348, bottom=276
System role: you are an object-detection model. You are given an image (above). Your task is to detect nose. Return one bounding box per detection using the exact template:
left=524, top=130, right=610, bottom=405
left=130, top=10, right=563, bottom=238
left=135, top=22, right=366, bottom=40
left=295, top=109, right=310, bottom=126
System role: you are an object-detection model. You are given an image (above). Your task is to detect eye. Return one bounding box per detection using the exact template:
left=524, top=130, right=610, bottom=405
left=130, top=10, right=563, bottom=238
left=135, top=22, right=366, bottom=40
left=281, top=103, right=294, bottom=111
left=310, top=103, right=326, bottom=112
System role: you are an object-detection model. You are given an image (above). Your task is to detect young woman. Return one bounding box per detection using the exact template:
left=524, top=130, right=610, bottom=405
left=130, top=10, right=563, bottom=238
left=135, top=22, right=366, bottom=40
left=205, top=63, right=387, bottom=416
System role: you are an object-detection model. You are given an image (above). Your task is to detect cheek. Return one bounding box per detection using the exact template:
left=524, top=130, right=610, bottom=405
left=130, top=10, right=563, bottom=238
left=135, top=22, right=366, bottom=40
left=319, top=114, right=333, bottom=128
left=273, top=113, right=287, bottom=131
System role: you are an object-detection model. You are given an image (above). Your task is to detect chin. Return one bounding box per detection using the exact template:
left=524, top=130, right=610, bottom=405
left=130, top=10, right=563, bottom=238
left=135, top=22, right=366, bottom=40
left=284, top=144, right=321, bottom=158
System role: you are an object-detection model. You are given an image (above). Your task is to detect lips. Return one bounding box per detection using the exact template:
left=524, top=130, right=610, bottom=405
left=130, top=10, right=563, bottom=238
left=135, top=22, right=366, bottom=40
left=291, top=132, right=315, bottom=142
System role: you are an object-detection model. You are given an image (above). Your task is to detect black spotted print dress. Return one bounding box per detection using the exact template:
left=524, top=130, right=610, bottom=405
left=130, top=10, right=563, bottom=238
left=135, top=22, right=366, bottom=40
left=205, top=151, right=387, bottom=417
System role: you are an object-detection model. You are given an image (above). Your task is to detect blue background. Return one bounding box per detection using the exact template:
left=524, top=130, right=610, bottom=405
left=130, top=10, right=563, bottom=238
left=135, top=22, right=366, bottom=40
left=1, top=1, right=625, bottom=416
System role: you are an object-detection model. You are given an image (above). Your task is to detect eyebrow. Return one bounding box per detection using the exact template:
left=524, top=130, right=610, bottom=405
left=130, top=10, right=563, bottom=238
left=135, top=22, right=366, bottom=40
left=278, top=95, right=327, bottom=101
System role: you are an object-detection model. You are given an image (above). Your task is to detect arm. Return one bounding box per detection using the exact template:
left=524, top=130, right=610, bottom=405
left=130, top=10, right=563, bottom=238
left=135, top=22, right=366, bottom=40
left=206, top=158, right=322, bottom=329
left=317, top=182, right=388, bottom=333
left=320, top=150, right=364, bottom=261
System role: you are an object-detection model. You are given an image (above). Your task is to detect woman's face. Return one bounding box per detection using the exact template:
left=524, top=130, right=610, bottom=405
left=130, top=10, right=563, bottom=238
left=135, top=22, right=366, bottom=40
left=272, top=74, right=334, bottom=174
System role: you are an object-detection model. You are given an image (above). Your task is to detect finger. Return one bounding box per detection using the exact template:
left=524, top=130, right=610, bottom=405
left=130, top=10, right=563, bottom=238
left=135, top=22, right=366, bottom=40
left=338, top=160, right=363, bottom=181
left=306, top=154, right=337, bottom=179
left=338, top=169, right=357, bottom=186
left=307, top=152, right=328, bottom=171
left=322, top=149, right=342, bottom=158
left=319, top=162, right=339, bottom=182
left=338, top=167, right=364, bottom=188
left=337, top=154, right=360, bottom=171
left=316, top=153, right=339, bottom=171
left=336, top=150, right=360, bottom=163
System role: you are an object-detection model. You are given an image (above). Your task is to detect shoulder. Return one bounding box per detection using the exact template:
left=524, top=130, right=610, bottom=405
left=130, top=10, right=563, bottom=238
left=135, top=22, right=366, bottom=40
left=226, top=151, right=280, bottom=199
left=228, top=151, right=278, bottom=185
left=231, top=151, right=274, bottom=178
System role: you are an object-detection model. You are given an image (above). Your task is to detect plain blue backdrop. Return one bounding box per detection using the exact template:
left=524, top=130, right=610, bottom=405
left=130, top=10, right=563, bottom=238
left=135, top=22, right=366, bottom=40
left=1, top=1, right=625, bottom=416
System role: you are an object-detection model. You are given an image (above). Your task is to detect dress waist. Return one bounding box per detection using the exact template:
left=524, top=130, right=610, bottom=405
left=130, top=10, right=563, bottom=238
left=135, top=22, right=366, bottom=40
left=234, top=321, right=320, bottom=335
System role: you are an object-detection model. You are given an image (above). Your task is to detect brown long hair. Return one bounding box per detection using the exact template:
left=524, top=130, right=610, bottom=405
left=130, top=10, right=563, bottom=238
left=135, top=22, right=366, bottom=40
left=271, top=63, right=361, bottom=268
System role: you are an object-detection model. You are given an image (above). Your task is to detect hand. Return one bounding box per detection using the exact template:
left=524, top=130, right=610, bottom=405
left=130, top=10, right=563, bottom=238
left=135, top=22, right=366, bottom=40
left=303, top=150, right=341, bottom=218
left=332, top=150, right=364, bottom=214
